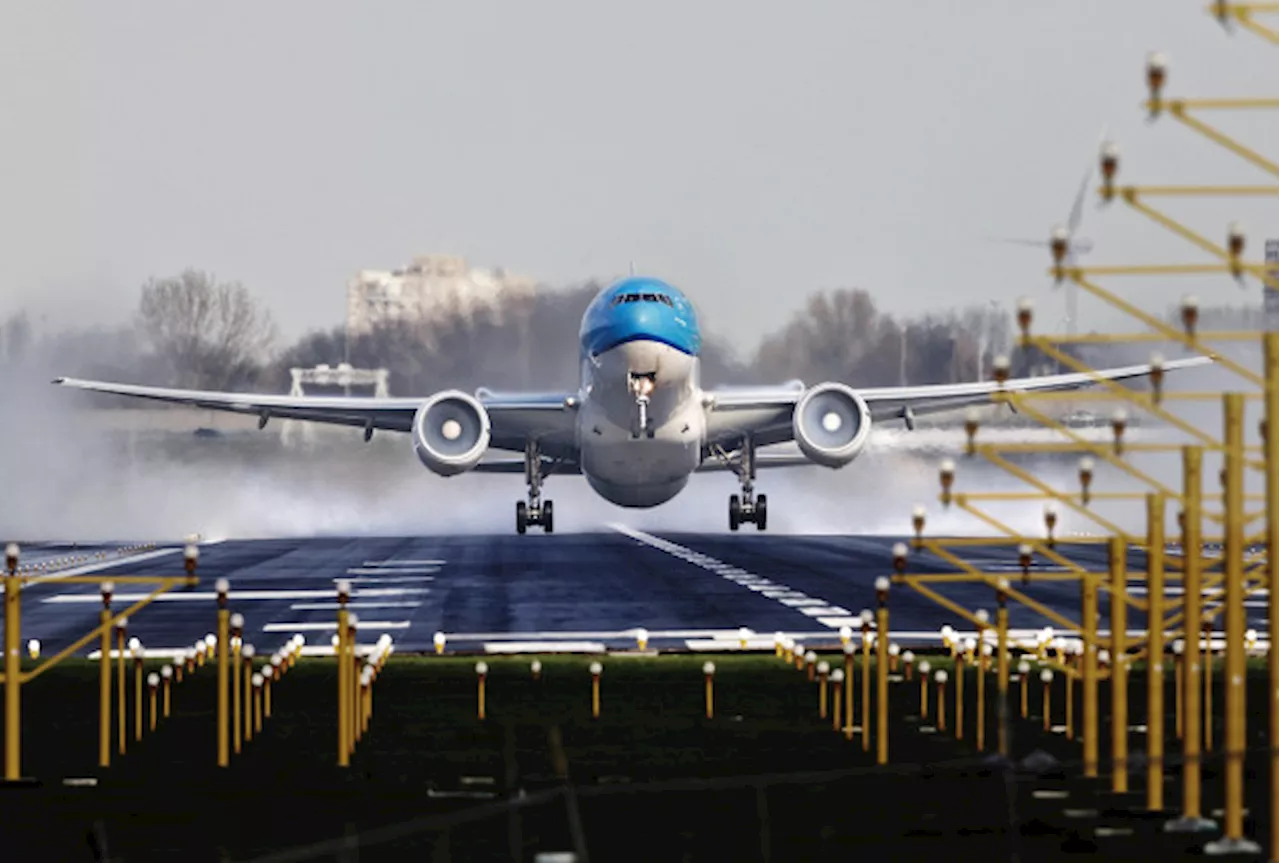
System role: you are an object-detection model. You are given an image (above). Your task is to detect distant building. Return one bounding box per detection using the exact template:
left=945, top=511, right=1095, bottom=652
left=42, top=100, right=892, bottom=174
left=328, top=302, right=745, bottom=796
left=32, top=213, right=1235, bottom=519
left=346, top=254, right=537, bottom=336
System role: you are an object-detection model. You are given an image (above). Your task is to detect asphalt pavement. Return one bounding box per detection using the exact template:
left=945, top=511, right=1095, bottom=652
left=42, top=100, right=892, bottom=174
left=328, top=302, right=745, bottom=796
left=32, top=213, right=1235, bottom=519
left=15, top=530, right=1270, bottom=658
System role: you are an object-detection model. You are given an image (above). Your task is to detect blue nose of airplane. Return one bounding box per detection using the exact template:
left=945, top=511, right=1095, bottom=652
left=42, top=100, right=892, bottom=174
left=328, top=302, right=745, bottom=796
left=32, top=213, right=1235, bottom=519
left=580, top=278, right=701, bottom=358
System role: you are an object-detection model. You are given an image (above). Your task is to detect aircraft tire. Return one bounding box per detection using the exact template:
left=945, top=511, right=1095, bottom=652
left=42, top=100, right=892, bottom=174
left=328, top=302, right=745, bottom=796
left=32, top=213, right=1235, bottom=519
left=543, top=500, right=554, bottom=534
left=516, top=501, right=528, bottom=535
left=756, top=494, right=768, bottom=531
left=729, top=495, right=741, bottom=531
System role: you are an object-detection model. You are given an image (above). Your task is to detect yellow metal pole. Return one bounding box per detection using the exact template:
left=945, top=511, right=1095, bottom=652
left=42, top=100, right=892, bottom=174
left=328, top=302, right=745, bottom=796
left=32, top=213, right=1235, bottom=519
left=832, top=674, right=842, bottom=731
left=1167, top=445, right=1214, bottom=832
left=133, top=654, right=142, bottom=742
left=1175, top=644, right=1184, bottom=740
left=116, top=625, right=126, bottom=756
left=350, top=636, right=360, bottom=749
left=1146, top=493, right=1166, bottom=811
left=98, top=596, right=111, bottom=769
left=3, top=567, right=20, bottom=781
left=337, top=606, right=349, bottom=766
left=1066, top=653, right=1075, bottom=741
left=264, top=669, right=272, bottom=720
left=1082, top=572, right=1099, bottom=779
left=216, top=585, right=229, bottom=768
left=875, top=591, right=889, bottom=765
left=818, top=666, right=828, bottom=719
left=1203, top=617, right=1213, bottom=752
left=148, top=681, right=157, bottom=732
left=976, top=638, right=986, bottom=752
left=1220, top=392, right=1248, bottom=843
left=997, top=585, right=1010, bottom=757
left=1020, top=667, right=1028, bottom=720
left=254, top=676, right=262, bottom=734
left=937, top=672, right=947, bottom=733
left=1110, top=536, right=1129, bottom=793
left=232, top=624, right=242, bottom=755
left=242, top=647, right=255, bottom=744
left=919, top=663, right=929, bottom=718
left=842, top=643, right=854, bottom=740
left=1043, top=673, right=1052, bottom=731
left=1265, top=332, right=1279, bottom=863
left=861, top=628, right=872, bottom=752
left=162, top=670, right=170, bottom=718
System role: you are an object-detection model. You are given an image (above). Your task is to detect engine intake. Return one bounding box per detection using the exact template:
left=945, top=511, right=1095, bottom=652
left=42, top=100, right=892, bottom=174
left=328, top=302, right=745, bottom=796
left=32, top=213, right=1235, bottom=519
left=793, top=383, right=872, bottom=468
left=412, top=391, right=491, bottom=476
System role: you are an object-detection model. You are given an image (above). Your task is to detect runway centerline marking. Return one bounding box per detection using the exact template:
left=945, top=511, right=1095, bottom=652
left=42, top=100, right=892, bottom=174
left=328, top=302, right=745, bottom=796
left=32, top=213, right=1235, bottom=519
left=608, top=524, right=861, bottom=630
left=362, top=559, right=444, bottom=567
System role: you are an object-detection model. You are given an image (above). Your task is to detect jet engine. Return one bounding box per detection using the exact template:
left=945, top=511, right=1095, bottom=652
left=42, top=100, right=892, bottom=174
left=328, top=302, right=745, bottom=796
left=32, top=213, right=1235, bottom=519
left=793, top=383, right=873, bottom=468
left=412, top=391, right=492, bottom=476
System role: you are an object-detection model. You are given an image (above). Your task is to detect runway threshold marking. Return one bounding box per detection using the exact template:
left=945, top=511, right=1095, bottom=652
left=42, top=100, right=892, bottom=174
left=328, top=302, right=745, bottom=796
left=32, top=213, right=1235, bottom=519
left=608, top=524, right=861, bottom=629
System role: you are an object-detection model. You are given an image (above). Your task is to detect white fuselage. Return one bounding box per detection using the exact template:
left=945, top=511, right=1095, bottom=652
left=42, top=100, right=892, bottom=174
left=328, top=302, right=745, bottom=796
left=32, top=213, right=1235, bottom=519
left=575, top=339, right=705, bottom=507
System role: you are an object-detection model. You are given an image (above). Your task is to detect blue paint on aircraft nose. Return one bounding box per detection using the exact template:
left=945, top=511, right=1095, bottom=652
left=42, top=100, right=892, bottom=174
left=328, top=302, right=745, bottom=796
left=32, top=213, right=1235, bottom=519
left=579, top=277, right=701, bottom=358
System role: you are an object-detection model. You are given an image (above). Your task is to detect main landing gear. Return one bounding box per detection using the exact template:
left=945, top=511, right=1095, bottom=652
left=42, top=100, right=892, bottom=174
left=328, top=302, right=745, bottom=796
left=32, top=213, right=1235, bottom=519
left=516, top=441, right=555, bottom=535
left=716, top=438, right=767, bottom=532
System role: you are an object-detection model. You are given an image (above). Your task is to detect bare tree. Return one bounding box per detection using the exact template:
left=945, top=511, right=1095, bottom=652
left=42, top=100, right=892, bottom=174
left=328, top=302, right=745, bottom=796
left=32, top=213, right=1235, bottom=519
left=137, top=269, right=277, bottom=390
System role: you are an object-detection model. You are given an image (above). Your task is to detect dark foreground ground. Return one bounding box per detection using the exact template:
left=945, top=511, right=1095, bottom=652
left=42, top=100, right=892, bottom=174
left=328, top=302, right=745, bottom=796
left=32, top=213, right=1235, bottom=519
left=1, top=655, right=1273, bottom=862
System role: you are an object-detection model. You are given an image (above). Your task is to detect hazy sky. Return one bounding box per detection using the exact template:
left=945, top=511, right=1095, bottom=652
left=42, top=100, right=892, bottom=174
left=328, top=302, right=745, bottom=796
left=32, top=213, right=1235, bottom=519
left=2, top=2, right=1275, bottom=358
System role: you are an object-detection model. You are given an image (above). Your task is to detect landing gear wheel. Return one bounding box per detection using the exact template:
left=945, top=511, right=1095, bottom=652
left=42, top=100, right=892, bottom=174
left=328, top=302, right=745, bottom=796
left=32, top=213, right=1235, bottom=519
left=516, top=501, right=528, bottom=535
left=755, top=494, right=768, bottom=531
left=543, top=500, right=554, bottom=534
left=729, top=494, right=741, bottom=531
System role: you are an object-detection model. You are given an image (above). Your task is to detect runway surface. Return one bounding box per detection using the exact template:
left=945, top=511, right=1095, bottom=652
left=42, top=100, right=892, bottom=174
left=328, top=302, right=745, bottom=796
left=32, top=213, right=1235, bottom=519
left=16, top=529, right=1270, bottom=658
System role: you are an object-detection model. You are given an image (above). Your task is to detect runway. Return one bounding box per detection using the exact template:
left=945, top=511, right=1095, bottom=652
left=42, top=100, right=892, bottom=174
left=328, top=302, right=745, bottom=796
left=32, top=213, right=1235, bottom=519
left=16, top=529, right=1270, bottom=658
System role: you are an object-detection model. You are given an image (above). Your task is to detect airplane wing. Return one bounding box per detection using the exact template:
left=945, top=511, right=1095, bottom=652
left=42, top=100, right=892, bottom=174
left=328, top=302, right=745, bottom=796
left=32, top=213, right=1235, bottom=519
left=52, top=377, right=579, bottom=457
left=704, top=356, right=1213, bottom=450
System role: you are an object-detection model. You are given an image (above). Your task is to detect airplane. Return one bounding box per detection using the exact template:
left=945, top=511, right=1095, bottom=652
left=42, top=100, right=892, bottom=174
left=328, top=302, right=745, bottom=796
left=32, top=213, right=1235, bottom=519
left=55, top=276, right=1210, bottom=534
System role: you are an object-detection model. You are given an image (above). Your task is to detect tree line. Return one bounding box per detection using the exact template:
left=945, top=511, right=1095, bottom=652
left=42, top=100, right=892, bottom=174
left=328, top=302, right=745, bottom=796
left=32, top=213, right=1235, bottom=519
left=1, top=268, right=1268, bottom=400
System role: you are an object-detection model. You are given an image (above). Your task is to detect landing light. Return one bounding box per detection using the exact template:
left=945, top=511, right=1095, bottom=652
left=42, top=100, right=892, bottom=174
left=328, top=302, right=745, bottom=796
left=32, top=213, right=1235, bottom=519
left=821, top=411, right=842, bottom=433
left=441, top=419, right=462, bottom=441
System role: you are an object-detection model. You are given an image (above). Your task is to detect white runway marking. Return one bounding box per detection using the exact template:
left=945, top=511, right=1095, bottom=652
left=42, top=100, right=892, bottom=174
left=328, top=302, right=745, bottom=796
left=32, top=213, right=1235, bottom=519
left=335, top=576, right=434, bottom=584
left=262, top=621, right=411, bottom=632
left=43, top=587, right=430, bottom=603
left=610, top=524, right=865, bottom=631
left=24, top=547, right=182, bottom=583
left=346, top=567, right=439, bottom=575
left=363, top=559, right=444, bottom=567
left=288, top=601, right=422, bottom=610
left=484, top=642, right=608, bottom=653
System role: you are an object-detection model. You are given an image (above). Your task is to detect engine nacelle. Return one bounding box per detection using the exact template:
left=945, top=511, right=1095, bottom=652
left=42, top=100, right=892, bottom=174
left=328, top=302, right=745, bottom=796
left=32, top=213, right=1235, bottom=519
left=793, top=383, right=872, bottom=468
left=412, top=391, right=492, bottom=476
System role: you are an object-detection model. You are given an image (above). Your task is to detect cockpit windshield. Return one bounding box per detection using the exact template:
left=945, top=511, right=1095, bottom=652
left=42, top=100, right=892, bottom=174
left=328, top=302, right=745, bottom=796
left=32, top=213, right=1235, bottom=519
left=611, top=292, right=674, bottom=307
